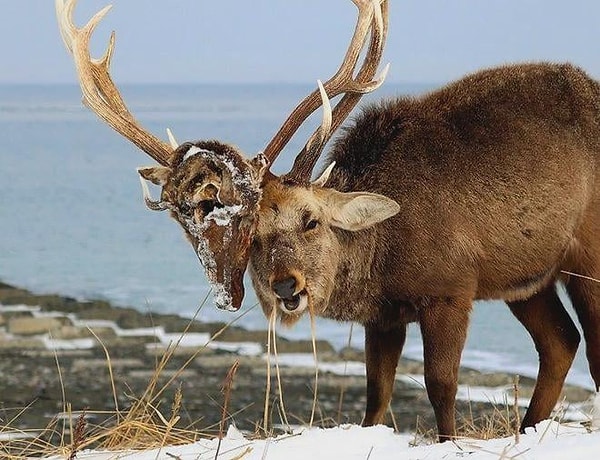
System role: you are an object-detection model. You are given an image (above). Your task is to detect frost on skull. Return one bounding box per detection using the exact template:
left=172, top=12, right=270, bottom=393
left=137, top=141, right=266, bottom=311
left=192, top=205, right=238, bottom=311
left=166, top=143, right=267, bottom=311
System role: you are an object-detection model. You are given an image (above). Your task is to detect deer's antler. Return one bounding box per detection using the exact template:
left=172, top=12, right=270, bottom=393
left=262, top=0, right=389, bottom=183
left=56, top=0, right=173, bottom=166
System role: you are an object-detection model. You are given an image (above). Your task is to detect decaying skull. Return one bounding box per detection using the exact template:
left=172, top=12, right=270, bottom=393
left=138, top=141, right=268, bottom=310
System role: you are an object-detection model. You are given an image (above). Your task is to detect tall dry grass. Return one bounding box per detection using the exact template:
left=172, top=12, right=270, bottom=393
left=0, top=295, right=255, bottom=458
left=1, top=293, right=585, bottom=458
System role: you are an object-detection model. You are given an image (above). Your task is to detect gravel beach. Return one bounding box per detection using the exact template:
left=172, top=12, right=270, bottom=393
left=0, top=281, right=592, bottom=438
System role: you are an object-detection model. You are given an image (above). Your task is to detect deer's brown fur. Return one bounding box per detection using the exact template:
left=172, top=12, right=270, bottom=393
left=248, top=62, right=600, bottom=440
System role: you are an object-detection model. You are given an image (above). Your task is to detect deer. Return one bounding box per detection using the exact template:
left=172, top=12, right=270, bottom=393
left=57, top=0, right=600, bottom=442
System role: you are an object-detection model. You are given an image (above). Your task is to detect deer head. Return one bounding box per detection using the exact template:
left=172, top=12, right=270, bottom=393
left=56, top=0, right=390, bottom=311
left=137, top=141, right=269, bottom=310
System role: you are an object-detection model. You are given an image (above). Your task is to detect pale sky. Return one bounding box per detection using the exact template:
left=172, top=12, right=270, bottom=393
left=3, top=0, right=600, bottom=85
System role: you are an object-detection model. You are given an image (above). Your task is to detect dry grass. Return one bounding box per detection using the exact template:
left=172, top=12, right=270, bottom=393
left=410, top=405, right=519, bottom=446
left=457, top=400, right=520, bottom=441
left=411, top=377, right=533, bottom=446
left=260, top=302, right=327, bottom=438
left=0, top=296, right=258, bottom=458
left=1, top=297, right=581, bottom=458
left=0, top=340, right=207, bottom=459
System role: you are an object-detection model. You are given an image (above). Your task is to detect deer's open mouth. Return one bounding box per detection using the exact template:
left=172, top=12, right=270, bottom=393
left=278, top=289, right=308, bottom=314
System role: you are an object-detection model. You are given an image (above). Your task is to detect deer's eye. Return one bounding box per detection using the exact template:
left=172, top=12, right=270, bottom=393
left=305, top=219, right=319, bottom=231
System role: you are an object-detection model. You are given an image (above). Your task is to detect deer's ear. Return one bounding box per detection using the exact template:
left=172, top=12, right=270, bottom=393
left=137, top=166, right=171, bottom=186
left=325, top=190, right=399, bottom=231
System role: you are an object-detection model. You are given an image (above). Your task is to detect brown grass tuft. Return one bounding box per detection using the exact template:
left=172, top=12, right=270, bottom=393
left=411, top=377, right=525, bottom=444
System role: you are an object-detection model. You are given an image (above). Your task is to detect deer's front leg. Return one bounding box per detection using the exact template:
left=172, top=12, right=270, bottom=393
left=419, top=297, right=471, bottom=441
left=362, top=323, right=407, bottom=426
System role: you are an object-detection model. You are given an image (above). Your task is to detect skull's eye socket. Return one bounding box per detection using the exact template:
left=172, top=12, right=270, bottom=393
left=179, top=203, right=192, bottom=215
left=200, top=199, right=224, bottom=216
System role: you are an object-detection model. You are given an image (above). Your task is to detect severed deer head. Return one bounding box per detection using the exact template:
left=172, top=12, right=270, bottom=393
left=56, top=0, right=390, bottom=312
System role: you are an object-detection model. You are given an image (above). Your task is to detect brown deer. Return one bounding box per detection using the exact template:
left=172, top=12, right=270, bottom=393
left=57, top=0, right=600, bottom=441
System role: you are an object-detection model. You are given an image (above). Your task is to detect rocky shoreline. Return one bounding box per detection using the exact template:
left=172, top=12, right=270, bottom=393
left=0, top=281, right=593, bottom=438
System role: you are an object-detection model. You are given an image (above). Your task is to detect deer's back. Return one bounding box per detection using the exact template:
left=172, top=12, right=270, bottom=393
left=326, top=62, right=600, bottom=304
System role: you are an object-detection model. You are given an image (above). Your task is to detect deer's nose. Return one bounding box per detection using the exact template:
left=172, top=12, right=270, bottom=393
left=272, top=277, right=297, bottom=299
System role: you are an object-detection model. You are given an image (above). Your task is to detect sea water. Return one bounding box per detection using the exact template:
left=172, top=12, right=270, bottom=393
left=0, top=83, right=593, bottom=389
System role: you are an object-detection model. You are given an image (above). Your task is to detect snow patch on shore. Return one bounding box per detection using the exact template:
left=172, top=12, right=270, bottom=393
left=41, top=421, right=600, bottom=460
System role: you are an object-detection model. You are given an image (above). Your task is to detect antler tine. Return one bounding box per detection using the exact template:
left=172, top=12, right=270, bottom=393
left=285, top=0, right=389, bottom=183
left=263, top=0, right=389, bottom=181
left=303, top=80, right=333, bottom=158
left=56, top=0, right=173, bottom=166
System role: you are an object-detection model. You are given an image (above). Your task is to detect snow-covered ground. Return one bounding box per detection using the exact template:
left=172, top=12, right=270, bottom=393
left=39, top=420, right=600, bottom=460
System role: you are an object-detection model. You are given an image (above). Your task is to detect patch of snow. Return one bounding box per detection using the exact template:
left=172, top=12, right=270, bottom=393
left=31, top=310, right=70, bottom=318
left=42, top=336, right=96, bottom=350
left=181, top=145, right=208, bottom=162
left=264, top=354, right=536, bottom=408
left=40, top=420, right=600, bottom=460
left=455, top=383, right=530, bottom=407
left=0, top=303, right=41, bottom=313
left=559, top=396, right=596, bottom=424
left=592, top=392, right=600, bottom=428
left=0, top=431, right=40, bottom=441
left=195, top=235, right=217, bottom=272
left=159, top=332, right=211, bottom=347
left=206, top=204, right=243, bottom=227
left=1, top=303, right=261, bottom=353
left=210, top=277, right=235, bottom=311
left=188, top=212, right=236, bottom=311
left=397, top=373, right=426, bottom=387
